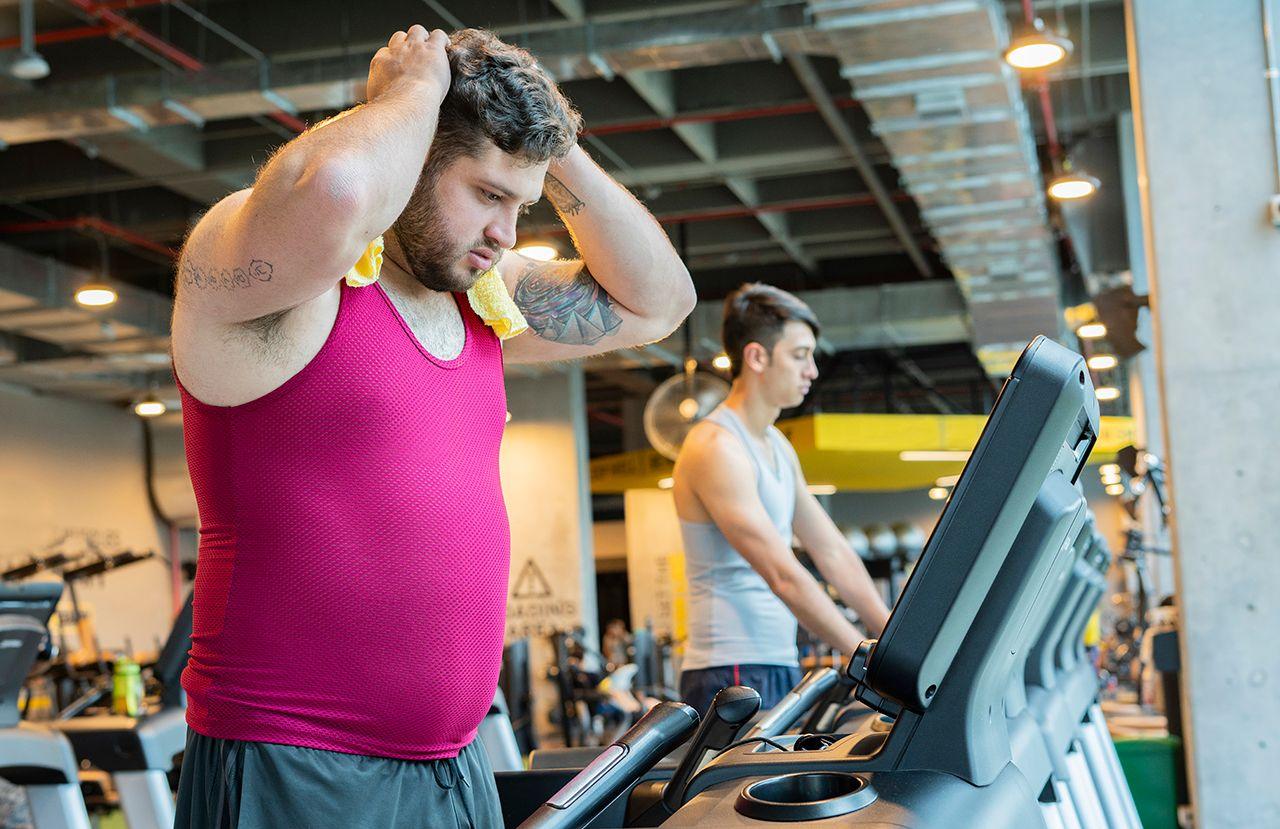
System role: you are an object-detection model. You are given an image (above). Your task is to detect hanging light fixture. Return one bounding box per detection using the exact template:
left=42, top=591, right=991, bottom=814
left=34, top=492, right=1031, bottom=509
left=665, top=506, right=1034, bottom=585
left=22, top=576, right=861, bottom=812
left=514, top=243, right=558, bottom=262
left=1047, top=156, right=1100, bottom=201
left=712, top=353, right=732, bottom=371
left=1076, top=322, right=1107, bottom=339
left=133, top=392, right=166, bottom=418
left=1048, top=170, right=1100, bottom=201
left=1087, top=354, right=1118, bottom=371
left=75, top=285, right=118, bottom=307
left=1095, top=386, right=1121, bottom=402
left=10, top=0, right=50, bottom=81
left=1004, top=18, right=1073, bottom=70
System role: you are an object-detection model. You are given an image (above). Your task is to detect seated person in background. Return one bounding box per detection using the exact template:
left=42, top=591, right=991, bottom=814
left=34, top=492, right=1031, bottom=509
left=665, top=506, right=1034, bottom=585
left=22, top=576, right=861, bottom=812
left=672, top=283, right=891, bottom=716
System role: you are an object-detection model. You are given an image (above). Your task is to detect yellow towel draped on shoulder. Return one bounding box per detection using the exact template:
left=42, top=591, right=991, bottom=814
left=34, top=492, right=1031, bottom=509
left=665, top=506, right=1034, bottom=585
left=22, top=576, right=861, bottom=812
left=343, top=236, right=528, bottom=341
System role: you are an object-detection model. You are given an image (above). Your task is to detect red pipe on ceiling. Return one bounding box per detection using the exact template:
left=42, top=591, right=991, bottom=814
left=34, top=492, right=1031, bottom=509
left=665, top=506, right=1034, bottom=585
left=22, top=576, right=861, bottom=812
left=66, top=0, right=204, bottom=72
left=1021, top=0, right=1062, bottom=162
left=0, top=24, right=112, bottom=50
left=0, top=190, right=913, bottom=266
left=0, top=216, right=177, bottom=260
left=43, top=1, right=305, bottom=133
left=583, top=98, right=860, bottom=138
left=525, top=191, right=913, bottom=238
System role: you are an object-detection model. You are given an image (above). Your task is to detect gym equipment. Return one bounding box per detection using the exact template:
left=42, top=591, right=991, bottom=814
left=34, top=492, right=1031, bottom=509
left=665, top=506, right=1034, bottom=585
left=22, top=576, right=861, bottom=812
left=501, top=638, right=538, bottom=757
left=479, top=686, right=526, bottom=772
left=662, top=687, right=761, bottom=814
left=0, top=581, right=92, bottom=829
left=669, top=336, right=1100, bottom=826
left=740, top=669, right=838, bottom=743
left=535, top=336, right=1100, bottom=827
left=518, top=701, right=699, bottom=828
left=1026, top=531, right=1142, bottom=829
left=50, top=590, right=192, bottom=829
left=1, top=553, right=80, bottom=582
left=508, top=670, right=837, bottom=826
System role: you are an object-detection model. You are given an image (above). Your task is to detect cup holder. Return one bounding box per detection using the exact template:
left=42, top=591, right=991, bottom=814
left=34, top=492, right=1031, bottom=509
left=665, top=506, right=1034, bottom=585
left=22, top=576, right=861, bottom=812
left=734, top=772, right=877, bottom=821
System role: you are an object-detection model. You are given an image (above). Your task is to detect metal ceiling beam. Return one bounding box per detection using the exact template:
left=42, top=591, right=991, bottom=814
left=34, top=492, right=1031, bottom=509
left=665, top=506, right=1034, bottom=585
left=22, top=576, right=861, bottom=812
left=0, top=241, right=171, bottom=341
left=619, top=67, right=817, bottom=271
left=785, top=51, right=934, bottom=278
left=614, top=145, right=883, bottom=189
left=0, top=1, right=814, bottom=146
left=666, top=279, right=971, bottom=363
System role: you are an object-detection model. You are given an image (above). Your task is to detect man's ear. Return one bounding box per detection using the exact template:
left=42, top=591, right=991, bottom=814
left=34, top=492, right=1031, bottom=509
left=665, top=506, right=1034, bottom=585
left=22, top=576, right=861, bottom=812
left=742, top=341, right=771, bottom=374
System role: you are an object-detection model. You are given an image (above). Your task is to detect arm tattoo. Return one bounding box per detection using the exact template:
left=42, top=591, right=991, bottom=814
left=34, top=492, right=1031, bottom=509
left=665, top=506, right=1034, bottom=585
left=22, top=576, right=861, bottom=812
left=513, top=261, right=623, bottom=346
left=543, top=174, right=585, bottom=217
left=178, top=258, right=274, bottom=291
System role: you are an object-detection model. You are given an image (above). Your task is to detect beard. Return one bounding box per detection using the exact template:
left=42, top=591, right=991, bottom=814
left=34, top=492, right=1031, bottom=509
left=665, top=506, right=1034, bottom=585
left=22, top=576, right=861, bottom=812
left=391, top=180, right=498, bottom=293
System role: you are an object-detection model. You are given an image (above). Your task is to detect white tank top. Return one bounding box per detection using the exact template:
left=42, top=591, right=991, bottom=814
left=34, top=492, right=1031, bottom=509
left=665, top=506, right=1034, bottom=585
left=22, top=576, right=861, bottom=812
left=679, top=405, right=799, bottom=670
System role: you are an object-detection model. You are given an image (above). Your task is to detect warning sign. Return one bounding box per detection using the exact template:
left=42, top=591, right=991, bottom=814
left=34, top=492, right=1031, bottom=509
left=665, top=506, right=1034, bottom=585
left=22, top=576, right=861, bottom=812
left=507, top=556, right=579, bottom=639
left=512, top=558, right=554, bottom=599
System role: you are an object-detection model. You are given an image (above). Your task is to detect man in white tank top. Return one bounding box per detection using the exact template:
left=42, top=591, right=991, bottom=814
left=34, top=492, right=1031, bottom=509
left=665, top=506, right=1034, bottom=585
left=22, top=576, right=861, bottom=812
left=672, top=283, right=892, bottom=715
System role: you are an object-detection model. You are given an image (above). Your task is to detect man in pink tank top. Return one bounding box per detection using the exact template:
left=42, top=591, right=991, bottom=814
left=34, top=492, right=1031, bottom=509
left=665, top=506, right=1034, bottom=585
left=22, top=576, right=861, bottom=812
left=170, top=26, right=695, bottom=828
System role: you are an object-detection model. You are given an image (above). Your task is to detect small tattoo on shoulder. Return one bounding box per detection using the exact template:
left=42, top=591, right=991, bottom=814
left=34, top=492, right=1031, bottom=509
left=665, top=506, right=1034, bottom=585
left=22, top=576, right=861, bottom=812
left=179, top=258, right=274, bottom=291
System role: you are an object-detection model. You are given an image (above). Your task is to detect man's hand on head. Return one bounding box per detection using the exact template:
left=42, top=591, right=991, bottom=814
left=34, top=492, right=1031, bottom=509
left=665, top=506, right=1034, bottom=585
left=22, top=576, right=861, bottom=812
left=367, top=25, right=451, bottom=103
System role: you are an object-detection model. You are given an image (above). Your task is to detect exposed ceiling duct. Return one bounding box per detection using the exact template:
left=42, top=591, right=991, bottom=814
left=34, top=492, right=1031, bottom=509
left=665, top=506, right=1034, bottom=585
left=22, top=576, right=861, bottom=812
left=0, top=0, right=1062, bottom=402
left=0, top=241, right=172, bottom=403
left=0, top=2, right=826, bottom=147
left=811, top=0, right=1064, bottom=375
left=588, top=279, right=972, bottom=372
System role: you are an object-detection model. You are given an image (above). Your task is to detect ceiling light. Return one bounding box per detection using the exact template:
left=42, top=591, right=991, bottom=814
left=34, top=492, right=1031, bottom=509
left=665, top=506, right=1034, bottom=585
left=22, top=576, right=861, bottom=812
left=133, top=394, right=166, bottom=418
left=808, top=484, right=837, bottom=495
left=1105, top=483, right=1126, bottom=496
left=1004, top=19, right=1073, bottom=70
left=935, top=474, right=961, bottom=487
left=1087, top=354, right=1118, bottom=371
left=1095, top=386, right=1121, bottom=401
left=657, top=477, right=674, bottom=490
left=10, top=0, right=49, bottom=81
left=515, top=243, right=558, bottom=262
left=1048, top=171, right=1100, bottom=201
left=1076, top=322, right=1107, bottom=339
left=900, top=450, right=972, bottom=462
left=11, top=51, right=50, bottom=81
left=75, top=285, right=117, bottom=308
left=712, top=353, right=732, bottom=371
left=1100, top=463, right=1120, bottom=476
left=678, top=397, right=700, bottom=421
left=928, top=487, right=950, bottom=501
left=1101, top=472, right=1122, bottom=485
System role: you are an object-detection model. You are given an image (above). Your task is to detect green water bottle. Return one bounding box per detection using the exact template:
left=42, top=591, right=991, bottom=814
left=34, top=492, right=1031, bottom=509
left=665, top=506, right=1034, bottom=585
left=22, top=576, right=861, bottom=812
left=112, top=657, right=143, bottom=717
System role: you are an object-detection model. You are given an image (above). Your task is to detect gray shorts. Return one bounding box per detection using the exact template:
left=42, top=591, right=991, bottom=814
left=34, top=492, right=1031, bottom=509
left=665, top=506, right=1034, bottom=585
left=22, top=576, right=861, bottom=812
left=174, top=728, right=502, bottom=829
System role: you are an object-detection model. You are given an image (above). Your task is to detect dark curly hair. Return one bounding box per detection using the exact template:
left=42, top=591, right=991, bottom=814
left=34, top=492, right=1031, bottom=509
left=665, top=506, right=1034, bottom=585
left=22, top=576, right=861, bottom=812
left=722, top=283, right=821, bottom=379
left=427, top=28, right=582, bottom=173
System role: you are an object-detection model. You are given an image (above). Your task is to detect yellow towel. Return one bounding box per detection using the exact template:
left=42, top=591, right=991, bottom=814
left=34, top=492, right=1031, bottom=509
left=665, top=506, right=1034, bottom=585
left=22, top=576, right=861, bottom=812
left=344, top=236, right=528, bottom=341
left=344, top=235, right=384, bottom=287
left=466, top=267, right=528, bottom=340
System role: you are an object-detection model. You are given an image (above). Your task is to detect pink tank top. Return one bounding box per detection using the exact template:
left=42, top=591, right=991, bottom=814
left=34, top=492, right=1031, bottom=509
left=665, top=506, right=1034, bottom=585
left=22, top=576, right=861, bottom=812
left=176, top=280, right=510, bottom=760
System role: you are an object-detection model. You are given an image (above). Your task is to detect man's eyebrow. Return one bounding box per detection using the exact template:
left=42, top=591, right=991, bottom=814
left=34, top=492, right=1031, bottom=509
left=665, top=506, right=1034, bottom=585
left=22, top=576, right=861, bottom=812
left=478, top=180, right=517, bottom=199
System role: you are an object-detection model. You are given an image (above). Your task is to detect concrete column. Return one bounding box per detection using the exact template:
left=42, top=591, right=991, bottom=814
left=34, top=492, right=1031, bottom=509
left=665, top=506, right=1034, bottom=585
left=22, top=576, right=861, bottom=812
left=1118, top=110, right=1175, bottom=601
left=501, top=364, right=598, bottom=742
left=1127, top=2, right=1280, bottom=825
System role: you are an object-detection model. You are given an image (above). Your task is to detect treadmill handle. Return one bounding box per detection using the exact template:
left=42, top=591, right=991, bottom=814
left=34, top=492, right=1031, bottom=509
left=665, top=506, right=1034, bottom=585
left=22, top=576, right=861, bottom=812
left=742, top=668, right=840, bottom=741
left=519, top=701, right=699, bottom=829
